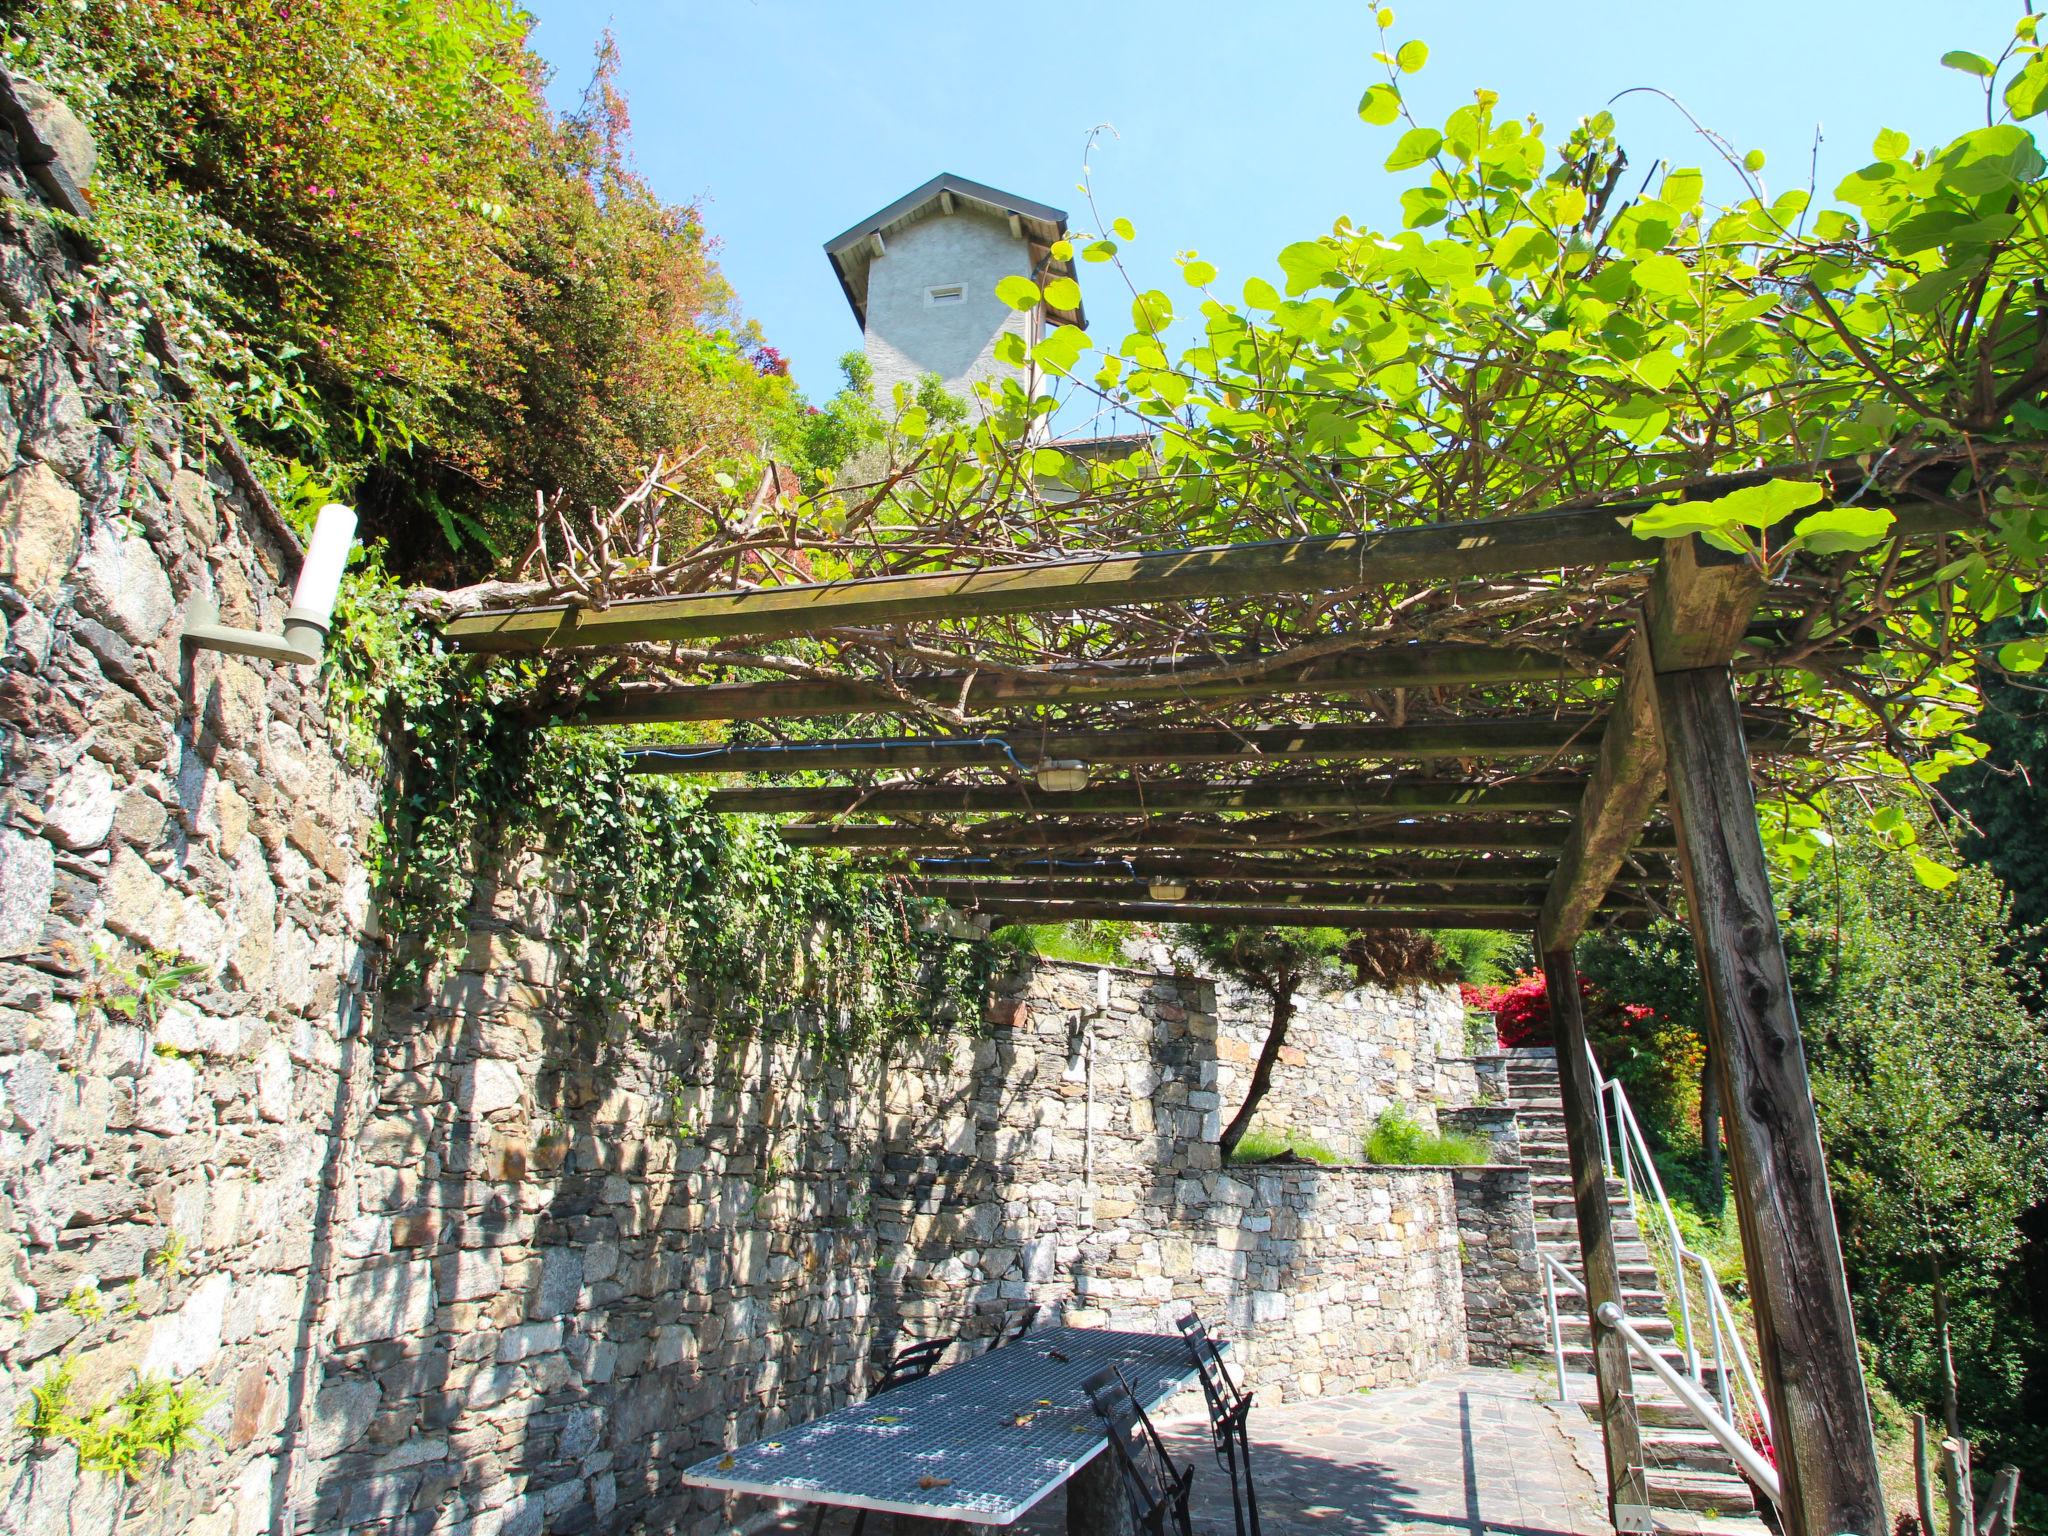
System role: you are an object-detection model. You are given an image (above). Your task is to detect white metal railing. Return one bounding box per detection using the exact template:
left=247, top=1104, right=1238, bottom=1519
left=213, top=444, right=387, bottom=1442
left=1582, top=1040, right=1771, bottom=1445
left=1540, top=1252, right=1782, bottom=1507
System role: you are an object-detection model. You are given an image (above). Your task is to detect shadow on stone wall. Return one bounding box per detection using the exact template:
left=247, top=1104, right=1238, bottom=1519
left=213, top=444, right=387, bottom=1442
left=301, top=853, right=911, bottom=1536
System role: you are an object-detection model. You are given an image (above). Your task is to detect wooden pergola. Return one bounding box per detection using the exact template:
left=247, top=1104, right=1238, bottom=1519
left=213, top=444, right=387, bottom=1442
left=440, top=478, right=1976, bottom=1536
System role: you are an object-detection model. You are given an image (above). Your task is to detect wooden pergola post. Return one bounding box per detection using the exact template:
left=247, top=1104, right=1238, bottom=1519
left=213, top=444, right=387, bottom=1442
left=1653, top=661, right=1886, bottom=1536
left=1541, top=944, right=1653, bottom=1532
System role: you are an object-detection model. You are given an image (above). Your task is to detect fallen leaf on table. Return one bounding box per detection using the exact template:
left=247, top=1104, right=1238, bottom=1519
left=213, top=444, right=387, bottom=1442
left=872, top=1414, right=902, bottom=1425
left=1007, top=1413, right=1036, bottom=1427
left=718, top=1455, right=736, bottom=1470
left=1035, top=1399, right=1052, bottom=1407
left=1047, top=1349, right=1070, bottom=1362
left=918, top=1476, right=953, bottom=1489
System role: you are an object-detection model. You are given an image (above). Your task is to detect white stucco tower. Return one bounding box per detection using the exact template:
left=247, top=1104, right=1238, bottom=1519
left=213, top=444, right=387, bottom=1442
left=824, top=173, right=1084, bottom=408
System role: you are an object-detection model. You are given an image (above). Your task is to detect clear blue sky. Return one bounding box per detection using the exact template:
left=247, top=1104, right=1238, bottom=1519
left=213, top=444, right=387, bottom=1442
left=524, top=1, right=2020, bottom=404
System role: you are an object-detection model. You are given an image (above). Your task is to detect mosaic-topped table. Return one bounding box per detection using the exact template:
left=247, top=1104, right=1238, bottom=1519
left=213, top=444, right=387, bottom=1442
left=680, top=1325, right=1202, bottom=1527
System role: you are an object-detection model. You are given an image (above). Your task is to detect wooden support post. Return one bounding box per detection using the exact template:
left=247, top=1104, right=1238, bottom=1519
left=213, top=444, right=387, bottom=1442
left=1541, top=945, right=1653, bottom=1532
left=1653, top=662, right=1885, bottom=1536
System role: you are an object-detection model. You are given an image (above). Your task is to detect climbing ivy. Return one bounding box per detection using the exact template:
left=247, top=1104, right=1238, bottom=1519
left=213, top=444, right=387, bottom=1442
left=326, top=580, right=992, bottom=1053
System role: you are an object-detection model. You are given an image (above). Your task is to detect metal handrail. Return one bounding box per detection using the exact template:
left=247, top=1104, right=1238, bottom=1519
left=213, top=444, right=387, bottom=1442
left=1597, top=1301, right=1783, bottom=1504
left=1581, top=1041, right=1771, bottom=1443
left=1538, top=1252, right=1783, bottom=1507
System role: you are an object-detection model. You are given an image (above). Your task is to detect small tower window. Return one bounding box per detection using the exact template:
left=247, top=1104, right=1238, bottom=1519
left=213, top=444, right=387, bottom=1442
left=925, top=284, right=965, bottom=306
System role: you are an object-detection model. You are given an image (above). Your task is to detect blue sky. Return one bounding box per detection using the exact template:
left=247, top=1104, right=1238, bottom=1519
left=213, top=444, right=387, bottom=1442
left=524, top=1, right=2023, bottom=406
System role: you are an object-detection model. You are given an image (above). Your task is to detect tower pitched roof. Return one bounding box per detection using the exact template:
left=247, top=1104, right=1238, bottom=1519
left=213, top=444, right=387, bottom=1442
left=823, top=173, right=1085, bottom=329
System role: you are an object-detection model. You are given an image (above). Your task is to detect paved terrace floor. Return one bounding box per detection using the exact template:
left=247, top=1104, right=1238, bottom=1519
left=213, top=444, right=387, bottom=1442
left=784, top=1366, right=1610, bottom=1536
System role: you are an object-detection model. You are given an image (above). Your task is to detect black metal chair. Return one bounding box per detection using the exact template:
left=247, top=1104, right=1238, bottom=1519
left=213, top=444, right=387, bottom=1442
left=1177, top=1312, right=1261, bottom=1536
left=1084, top=1366, right=1196, bottom=1536
left=986, top=1303, right=1041, bottom=1351
left=812, top=1336, right=957, bottom=1536
left=870, top=1335, right=953, bottom=1395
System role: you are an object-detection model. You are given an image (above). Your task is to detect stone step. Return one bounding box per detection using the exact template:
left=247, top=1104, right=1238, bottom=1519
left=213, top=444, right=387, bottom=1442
left=1529, top=1178, right=1629, bottom=1199
left=1646, top=1467, right=1759, bottom=1517
left=1559, top=1344, right=1726, bottom=1391
left=1533, top=1193, right=1633, bottom=1217
left=1650, top=1514, right=1773, bottom=1536
left=1537, top=1216, right=1643, bottom=1242
left=1644, top=1426, right=1755, bottom=1474
left=1555, top=1311, right=1676, bottom=1341
left=1573, top=1392, right=1747, bottom=1435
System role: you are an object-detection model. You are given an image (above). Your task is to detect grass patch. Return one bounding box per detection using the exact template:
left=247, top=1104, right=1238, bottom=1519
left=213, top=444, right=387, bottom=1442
left=1361, top=1107, right=1489, bottom=1166
left=991, top=921, right=1137, bottom=967
left=1228, top=1127, right=1343, bottom=1165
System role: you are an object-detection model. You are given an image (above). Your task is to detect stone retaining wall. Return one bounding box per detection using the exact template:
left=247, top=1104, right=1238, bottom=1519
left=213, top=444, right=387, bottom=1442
left=1451, top=1167, right=1546, bottom=1364
left=1209, top=976, right=1475, bottom=1155
left=871, top=962, right=1475, bottom=1403
left=0, top=131, right=382, bottom=1536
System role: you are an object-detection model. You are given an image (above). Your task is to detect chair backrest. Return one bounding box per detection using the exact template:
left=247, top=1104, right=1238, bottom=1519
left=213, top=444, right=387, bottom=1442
left=1176, top=1311, right=1247, bottom=1418
left=873, top=1336, right=953, bottom=1397
left=988, top=1303, right=1041, bottom=1351
left=1084, top=1367, right=1193, bottom=1536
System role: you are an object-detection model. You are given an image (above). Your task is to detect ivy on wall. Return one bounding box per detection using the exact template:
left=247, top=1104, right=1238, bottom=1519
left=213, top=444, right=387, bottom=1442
left=328, top=579, right=993, bottom=1052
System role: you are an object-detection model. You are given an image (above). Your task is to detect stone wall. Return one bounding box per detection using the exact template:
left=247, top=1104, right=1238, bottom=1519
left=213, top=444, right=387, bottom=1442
left=1, top=127, right=382, bottom=1536
left=309, top=844, right=893, bottom=1536
left=1451, top=1167, right=1545, bottom=1365
left=870, top=961, right=1473, bottom=1404
left=1210, top=975, right=1475, bottom=1153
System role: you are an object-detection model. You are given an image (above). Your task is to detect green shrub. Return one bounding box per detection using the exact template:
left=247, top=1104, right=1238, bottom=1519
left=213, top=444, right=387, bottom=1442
left=1362, top=1107, right=1489, bottom=1167
left=1227, top=1128, right=1342, bottom=1165
left=991, top=922, right=1137, bottom=967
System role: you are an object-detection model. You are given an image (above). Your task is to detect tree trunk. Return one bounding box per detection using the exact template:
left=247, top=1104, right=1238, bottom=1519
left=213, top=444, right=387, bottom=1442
left=1975, top=1466, right=2019, bottom=1536
left=1217, top=980, right=1296, bottom=1161
left=1941, top=1437, right=1974, bottom=1536
left=1915, top=1413, right=1939, bottom=1536
left=1933, top=1258, right=1963, bottom=1441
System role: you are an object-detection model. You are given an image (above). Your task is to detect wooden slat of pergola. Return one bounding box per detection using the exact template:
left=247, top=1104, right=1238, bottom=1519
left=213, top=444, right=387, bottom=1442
left=904, top=878, right=1647, bottom=911
left=444, top=504, right=1651, bottom=651
left=623, top=713, right=1800, bottom=774
left=577, top=642, right=1604, bottom=725
left=775, top=818, right=1680, bottom=853
left=705, top=777, right=1590, bottom=817
left=955, top=898, right=1636, bottom=929
left=872, top=853, right=1662, bottom=886
left=443, top=487, right=1965, bottom=653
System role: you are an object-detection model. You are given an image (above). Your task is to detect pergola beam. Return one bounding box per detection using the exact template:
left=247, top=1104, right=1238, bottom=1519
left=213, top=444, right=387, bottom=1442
left=442, top=489, right=1970, bottom=654
left=624, top=716, right=1613, bottom=772
left=444, top=504, right=1657, bottom=652
left=708, top=777, right=1588, bottom=818
left=780, top=819, right=1679, bottom=853
left=1538, top=539, right=1764, bottom=953
left=877, top=853, right=1657, bottom=886
left=909, top=878, right=1644, bottom=912
left=574, top=643, right=1603, bottom=726
left=956, top=898, right=1571, bottom=930
left=625, top=714, right=1801, bottom=774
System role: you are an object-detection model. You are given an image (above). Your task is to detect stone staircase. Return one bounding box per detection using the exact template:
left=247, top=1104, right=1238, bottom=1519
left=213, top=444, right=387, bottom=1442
left=1502, top=1049, right=1768, bottom=1536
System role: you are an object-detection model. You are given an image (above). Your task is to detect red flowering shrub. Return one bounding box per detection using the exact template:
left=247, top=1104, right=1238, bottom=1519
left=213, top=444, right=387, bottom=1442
left=1463, top=972, right=1661, bottom=1051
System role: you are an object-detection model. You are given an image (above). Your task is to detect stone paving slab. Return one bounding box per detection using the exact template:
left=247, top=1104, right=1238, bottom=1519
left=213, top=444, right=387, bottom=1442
left=768, top=1366, right=1610, bottom=1536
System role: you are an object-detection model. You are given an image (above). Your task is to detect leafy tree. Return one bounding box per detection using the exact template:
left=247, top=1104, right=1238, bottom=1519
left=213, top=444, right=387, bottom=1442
left=8, top=5, right=798, bottom=574
left=1945, top=615, right=2048, bottom=985
left=1580, top=836, right=2048, bottom=1486
left=1177, top=925, right=1348, bottom=1160
left=1794, top=846, right=2048, bottom=1474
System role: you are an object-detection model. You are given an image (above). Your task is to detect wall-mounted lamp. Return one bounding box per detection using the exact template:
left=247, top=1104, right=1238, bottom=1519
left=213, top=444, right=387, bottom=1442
left=1147, top=879, right=1189, bottom=902
left=182, top=503, right=358, bottom=666
left=1035, top=759, right=1090, bottom=793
